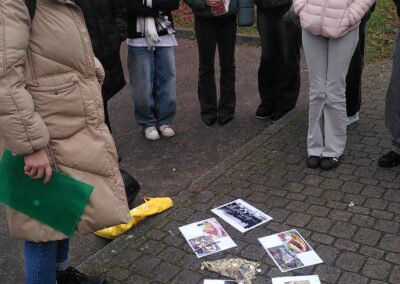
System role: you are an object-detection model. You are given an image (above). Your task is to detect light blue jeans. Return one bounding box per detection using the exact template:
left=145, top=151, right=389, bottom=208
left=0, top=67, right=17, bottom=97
left=127, top=46, right=176, bottom=128
left=24, top=239, right=69, bottom=284
left=385, top=32, right=400, bottom=154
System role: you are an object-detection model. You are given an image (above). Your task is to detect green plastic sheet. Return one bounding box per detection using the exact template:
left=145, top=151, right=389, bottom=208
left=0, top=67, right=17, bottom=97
left=0, top=150, right=93, bottom=237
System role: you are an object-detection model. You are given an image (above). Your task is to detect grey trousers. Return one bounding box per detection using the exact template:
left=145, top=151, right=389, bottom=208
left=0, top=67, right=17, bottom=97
left=303, top=28, right=359, bottom=157
left=385, top=32, right=400, bottom=154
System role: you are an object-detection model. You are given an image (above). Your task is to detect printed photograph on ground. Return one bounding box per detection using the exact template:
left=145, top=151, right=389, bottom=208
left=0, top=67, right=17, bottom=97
left=179, top=218, right=236, bottom=258
left=271, top=275, right=321, bottom=284
left=211, top=199, right=273, bottom=233
left=259, top=229, right=323, bottom=272
left=203, top=280, right=237, bottom=284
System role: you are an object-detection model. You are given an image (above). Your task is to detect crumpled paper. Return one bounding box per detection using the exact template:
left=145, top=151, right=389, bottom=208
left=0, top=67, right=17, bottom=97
left=201, top=258, right=260, bottom=284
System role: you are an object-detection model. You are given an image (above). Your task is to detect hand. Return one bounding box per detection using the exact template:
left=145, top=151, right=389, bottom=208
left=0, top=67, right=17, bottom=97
left=206, top=0, right=222, bottom=7
left=24, top=149, right=52, bottom=184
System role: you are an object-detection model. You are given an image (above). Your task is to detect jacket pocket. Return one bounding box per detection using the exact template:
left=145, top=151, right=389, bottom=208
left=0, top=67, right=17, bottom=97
left=28, top=81, right=86, bottom=139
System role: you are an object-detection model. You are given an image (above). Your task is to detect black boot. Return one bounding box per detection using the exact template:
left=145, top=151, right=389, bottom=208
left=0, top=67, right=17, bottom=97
left=56, top=267, right=106, bottom=284
left=378, top=151, right=400, bottom=168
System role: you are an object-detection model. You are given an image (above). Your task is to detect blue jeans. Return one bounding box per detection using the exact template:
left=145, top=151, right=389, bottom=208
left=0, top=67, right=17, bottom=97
left=24, top=239, right=69, bottom=284
left=127, top=46, right=176, bottom=128
left=385, top=32, right=400, bottom=154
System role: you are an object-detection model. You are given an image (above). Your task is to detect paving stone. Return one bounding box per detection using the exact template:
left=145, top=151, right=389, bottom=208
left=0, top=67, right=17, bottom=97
left=326, top=201, right=347, bottom=210
left=360, top=246, right=385, bottom=259
left=125, top=274, right=151, bottom=284
left=388, top=202, right=400, bottom=214
left=365, top=198, right=388, bottom=210
left=374, top=219, right=399, bottom=234
left=311, top=233, right=335, bottom=245
left=330, top=222, right=357, bottom=239
left=386, top=252, right=400, bottom=265
left=383, top=189, right=400, bottom=203
left=267, top=208, right=290, bottom=223
left=338, top=272, right=368, bottom=284
left=336, top=252, right=365, bottom=272
left=130, top=255, right=161, bottom=277
left=307, top=205, right=330, bottom=217
left=285, top=200, right=310, bottom=212
left=351, top=214, right=375, bottom=227
left=362, top=258, right=392, bottom=280
left=335, top=239, right=359, bottom=252
left=285, top=212, right=311, bottom=227
left=348, top=206, right=370, bottom=215
left=158, top=247, right=186, bottom=263
left=328, top=210, right=353, bottom=222
left=389, top=265, right=400, bottom=283
left=321, top=178, right=343, bottom=190
left=247, top=173, right=268, bottom=185
left=301, top=175, right=324, bottom=186
left=140, top=240, right=166, bottom=255
left=110, top=249, right=143, bottom=268
left=380, top=233, right=400, bottom=253
left=171, top=270, right=203, bottom=284
left=240, top=244, right=267, bottom=261
left=361, top=185, right=387, bottom=198
left=152, top=262, right=180, bottom=283
left=372, top=209, right=394, bottom=220
left=341, top=182, right=364, bottom=194
left=286, top=182, right=305, bottom=193
left=314, top=244, right=339, bottom=266
left=307, top=217, right=335, bottom=233
left=323, top=190, right=344, bottom=201
left=354, top=227, right=382, bottom=246
left=314, top=264, right=341, bottom=283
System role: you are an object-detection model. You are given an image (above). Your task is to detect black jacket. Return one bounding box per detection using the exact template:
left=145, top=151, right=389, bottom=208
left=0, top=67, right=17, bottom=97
left=125, top=0, right=179, bottom=39
left=76, top=0, right=127, bottom=99
left=254, top=0, right=292, bottom=10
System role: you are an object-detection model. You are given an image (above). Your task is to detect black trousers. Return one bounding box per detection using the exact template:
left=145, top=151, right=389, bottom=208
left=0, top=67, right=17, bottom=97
left=345, top=4, right=375, bottom=116
left=257, top=5, right=302, bottom=114
left=194, top=15, right=237, bottom=118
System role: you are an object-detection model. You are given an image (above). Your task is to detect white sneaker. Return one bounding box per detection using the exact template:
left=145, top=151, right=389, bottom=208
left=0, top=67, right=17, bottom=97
left=159, top=125, right=175, bottom=138
left=347, top=112, right=359, bottom=126
left=144, top=126, right=160, bottom=141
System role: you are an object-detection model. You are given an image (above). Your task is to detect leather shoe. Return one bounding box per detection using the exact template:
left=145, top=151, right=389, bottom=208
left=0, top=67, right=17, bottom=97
left=218, top=115, right=234, bottom=125
left=201, top=116, right=217, bottom=126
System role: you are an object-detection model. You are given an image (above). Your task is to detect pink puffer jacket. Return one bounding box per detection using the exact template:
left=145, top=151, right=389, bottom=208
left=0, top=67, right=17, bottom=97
left=294, top=0, right=375, bottom=38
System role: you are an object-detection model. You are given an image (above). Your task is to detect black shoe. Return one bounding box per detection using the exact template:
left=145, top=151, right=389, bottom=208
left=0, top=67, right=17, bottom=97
left=306, top=156, right=321, bottom=169
left=218, top=115, right=234, bottom=125
left=320, top=157, right=340, bottom=171
left=57, top=267, right=106, bottom=284
left=255, top=105, right=273, bottom=120
left=378, top=151, right=400, bottom=168
left=271, top=109, right=291, bottom=121
left=201, top=116, right=217, bottom=126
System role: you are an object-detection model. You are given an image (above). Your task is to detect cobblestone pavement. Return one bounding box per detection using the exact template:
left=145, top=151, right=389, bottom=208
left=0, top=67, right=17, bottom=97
left=77, top=58, right=398, bottom=283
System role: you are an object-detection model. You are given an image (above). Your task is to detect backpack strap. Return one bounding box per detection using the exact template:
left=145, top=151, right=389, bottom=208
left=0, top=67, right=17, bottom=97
left=24, top=0, right=37, bottom=21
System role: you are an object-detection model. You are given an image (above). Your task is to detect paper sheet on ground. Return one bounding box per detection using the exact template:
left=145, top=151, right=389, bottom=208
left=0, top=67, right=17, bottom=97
left=272, top=275, right=321, bottom=284
left=179, top=218, right=236, bottom=258
left=259, top=229, right=323, bottom=272
left=212, top=199, right=272, bottom=233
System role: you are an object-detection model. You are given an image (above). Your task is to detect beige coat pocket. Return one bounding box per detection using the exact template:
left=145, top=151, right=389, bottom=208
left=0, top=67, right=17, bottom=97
left=28, top=81, right=86, bottom=139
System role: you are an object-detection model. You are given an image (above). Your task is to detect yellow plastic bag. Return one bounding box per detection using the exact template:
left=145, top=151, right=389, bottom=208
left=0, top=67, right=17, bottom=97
left=95, top=197, right=173, bottom=239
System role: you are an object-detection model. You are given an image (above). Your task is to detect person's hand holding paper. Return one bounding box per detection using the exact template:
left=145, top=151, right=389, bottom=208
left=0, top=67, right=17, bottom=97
left=23, top=149, right=52, bottom=184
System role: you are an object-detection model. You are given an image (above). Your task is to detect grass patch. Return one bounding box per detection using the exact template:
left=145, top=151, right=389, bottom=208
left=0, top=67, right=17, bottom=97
left=175, top=0, right=400, bottom=61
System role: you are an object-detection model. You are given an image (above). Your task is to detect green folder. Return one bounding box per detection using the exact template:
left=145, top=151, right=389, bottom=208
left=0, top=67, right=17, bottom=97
left=0, top=150, right=94, bottom=237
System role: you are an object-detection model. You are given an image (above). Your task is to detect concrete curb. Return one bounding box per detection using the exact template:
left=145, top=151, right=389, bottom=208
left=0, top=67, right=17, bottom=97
left=175, top=28, right=261, bottom=46
left=77, top=102, right=308, bottom=270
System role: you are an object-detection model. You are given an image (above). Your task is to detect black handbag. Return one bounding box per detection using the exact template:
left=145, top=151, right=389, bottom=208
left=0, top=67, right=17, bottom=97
left=120, top=169, right=140, bottom=209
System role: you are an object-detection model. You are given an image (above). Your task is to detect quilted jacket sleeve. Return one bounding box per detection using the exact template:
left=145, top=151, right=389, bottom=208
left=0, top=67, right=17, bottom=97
left=0, top=0, right=49, bottom=155
left=293, top=0, right=307, bottom=14
left=349, top=0, right=375, bottom=25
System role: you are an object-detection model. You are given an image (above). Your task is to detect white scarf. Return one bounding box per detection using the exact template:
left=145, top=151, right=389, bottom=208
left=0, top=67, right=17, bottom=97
left=136, top=0, right=160, bottom=49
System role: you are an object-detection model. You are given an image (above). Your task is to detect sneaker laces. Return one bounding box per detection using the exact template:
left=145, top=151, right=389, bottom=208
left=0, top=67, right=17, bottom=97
left=57, top=267, right=89, bottom=283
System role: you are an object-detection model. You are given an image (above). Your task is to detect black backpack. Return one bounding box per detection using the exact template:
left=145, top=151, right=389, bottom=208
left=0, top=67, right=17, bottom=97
left=23, top=0, right=140, bottom=209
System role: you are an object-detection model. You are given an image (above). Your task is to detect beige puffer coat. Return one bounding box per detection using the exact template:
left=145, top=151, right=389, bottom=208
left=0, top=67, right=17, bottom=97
left=294, top=0, right=375, bottom=38
left=0, top=0, right=130, bottom=242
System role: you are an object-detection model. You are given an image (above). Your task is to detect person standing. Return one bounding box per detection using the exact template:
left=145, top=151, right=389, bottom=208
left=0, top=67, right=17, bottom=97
left=345, top=3, right=376, bottom=125
left=294, top=0, right=375, bottom=170
left=378, top=0, right=400, bottom=168
left=0, top=1, right=130, bottom=283
left=254, top=0, right=302, bottom=121
left=126, top=0, right=179, bottom=140
left=184, top=0, right=239, bottom=126
left=76, top=0, right=127, bottom=133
